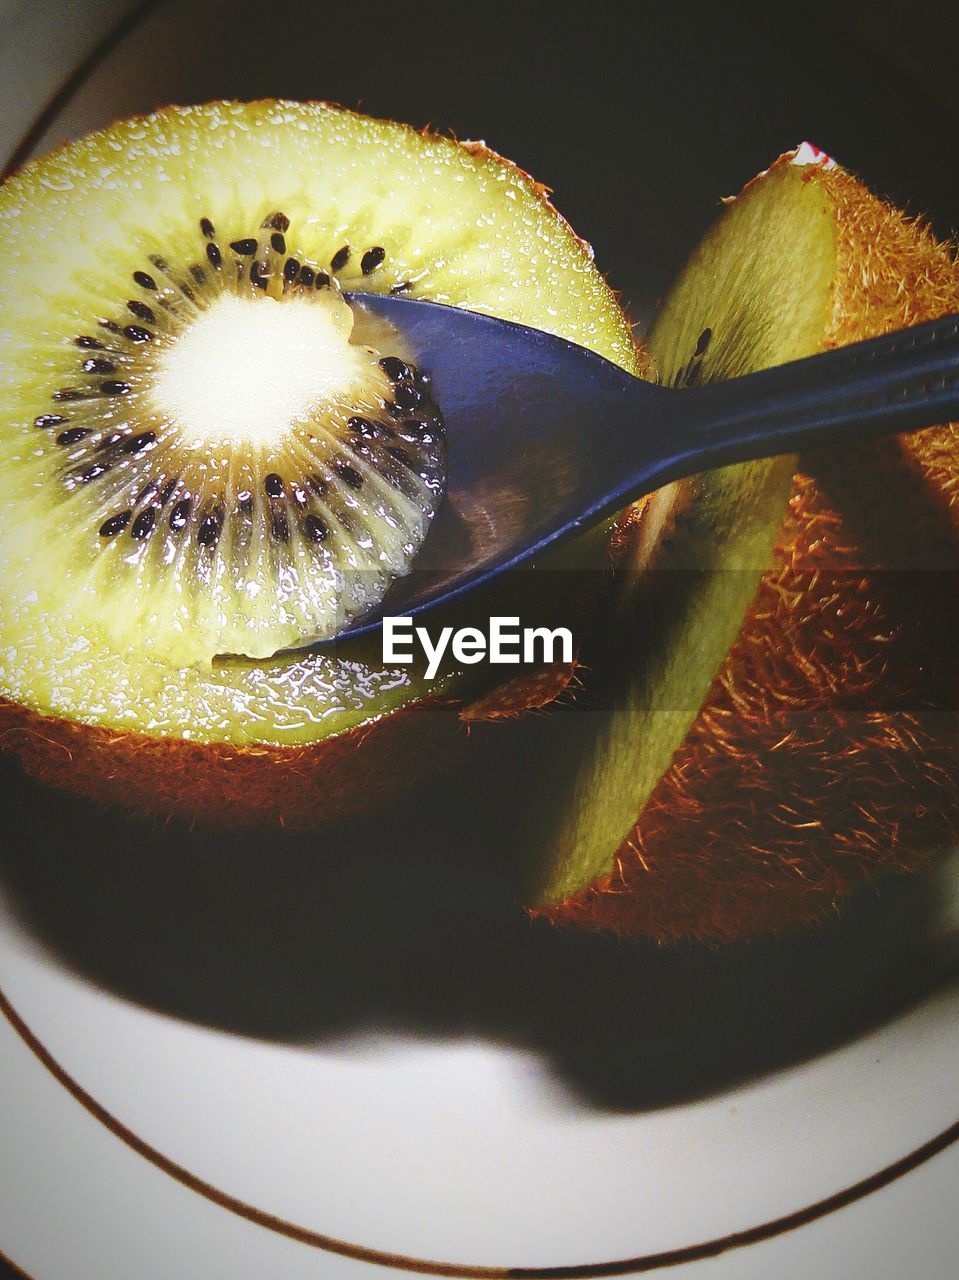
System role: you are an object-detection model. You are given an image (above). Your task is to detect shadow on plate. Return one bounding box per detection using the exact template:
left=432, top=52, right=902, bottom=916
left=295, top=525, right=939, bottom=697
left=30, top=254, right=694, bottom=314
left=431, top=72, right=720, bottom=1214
left=1, top=739, right=956, bottom=1115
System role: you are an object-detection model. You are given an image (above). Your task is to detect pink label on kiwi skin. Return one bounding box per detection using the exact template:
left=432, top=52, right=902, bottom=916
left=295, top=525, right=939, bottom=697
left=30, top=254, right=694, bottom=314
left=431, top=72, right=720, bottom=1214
left=721, top=143, right=838, bottom=205
left=791, top=141, right=837, bottom=169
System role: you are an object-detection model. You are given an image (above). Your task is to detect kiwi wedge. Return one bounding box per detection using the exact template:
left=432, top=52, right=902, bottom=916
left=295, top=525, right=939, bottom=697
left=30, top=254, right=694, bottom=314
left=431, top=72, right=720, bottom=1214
left=522, top=148, right=959, bottom=941
left=0, top=101, right=639, bottom=824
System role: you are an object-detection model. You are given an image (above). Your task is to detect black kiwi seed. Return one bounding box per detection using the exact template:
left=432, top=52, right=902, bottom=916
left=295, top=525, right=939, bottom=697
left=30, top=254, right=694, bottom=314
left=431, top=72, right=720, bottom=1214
left=299, top=265, right=315, bottom=287
left=136, top=480, right=159, bottom=505
left=694, top=327, right=713, bottom=357
left=335, top=462, right=363, bottom=491
left=361, top=246, right=386, bottom=275
left=197, top=511, right=222, bottom=547
left=393, top=382, right=424, bottom=411
left=127, top=301, right=155, bottom=323
left=121, top=431, right=156, bottom=455
left=264, top=212, right=290, bottom=232
left=99, top=511, right=132, bottom=537
left=230, top=238, right=258, bottom=256
left=98, top=432, right=123, bottom=451
left=100, top=380, right=132, bottom=397
left=170, top=498, right=192, bottom=530
left=123, top=324, right=153, bottom=343
left=302, top=514, right=329, bottom=543
left=330, top=245, right=350, bottom=272
left=401, top=415, right=440, bottom=440
left=283, top=258, right=300, bottom=283
left=159, top=477, right=178, bottom=504
left=82, top=357, right=117, bottom=375
left=314, top=272, right=330, bottom=289
left=81, top=460, right=112, bottom=483
left=200, top=217, right=215, bottom=239
left=54, top=388, right=83, bottom=402
left=348, top=416, right=379, bottom=439
left=388, top=447, right=415, bottom=469
left=379, top=356, right=411, bottom=382
left=250, top=260, right=269, bottom=289
left=57, top=427, right=90, bottom=446
left=264, top=472, right=284, bottom=498
left=131, top=508, right=157, bottom=540
left=75, top=336, right=105, bottom=350
left=34, top=414, right=67, bottom=429
left=99, top=320, right=121, bottom=334
left=270, top=232, right=286, bottom=254
left=206, top=242, right=222, bottom=269
left=133, top=271, right=157, bottom=291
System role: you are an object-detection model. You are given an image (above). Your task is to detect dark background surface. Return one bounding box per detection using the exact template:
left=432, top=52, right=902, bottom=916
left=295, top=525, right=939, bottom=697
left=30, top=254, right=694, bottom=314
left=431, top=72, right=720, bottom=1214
left=3, top=1, right=959, bottom=1277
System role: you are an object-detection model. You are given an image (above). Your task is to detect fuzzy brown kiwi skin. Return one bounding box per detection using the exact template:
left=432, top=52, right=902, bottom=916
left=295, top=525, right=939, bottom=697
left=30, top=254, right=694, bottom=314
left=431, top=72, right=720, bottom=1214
left=0, top=657, right=582, bottom=830
left=0, top=695, right=475, bottom=830
left=536, top=157, right=959, bottom=944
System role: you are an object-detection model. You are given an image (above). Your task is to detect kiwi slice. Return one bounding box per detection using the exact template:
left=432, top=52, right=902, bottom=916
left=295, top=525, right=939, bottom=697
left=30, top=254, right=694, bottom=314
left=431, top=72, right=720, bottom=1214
left=521, top=149, right=959, bottom=940
left=0, top=101, right=639, bottom=822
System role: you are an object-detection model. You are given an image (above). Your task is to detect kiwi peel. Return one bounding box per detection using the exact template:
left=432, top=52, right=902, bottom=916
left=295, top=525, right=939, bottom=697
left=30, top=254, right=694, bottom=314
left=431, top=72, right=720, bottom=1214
left=522, top=151, right=959, bottom=941
left=0, top=101, right=638, bottom=823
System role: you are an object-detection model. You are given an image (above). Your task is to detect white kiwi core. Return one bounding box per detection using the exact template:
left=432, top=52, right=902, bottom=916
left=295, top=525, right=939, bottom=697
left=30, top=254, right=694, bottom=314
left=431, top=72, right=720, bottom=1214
left=152, top=290, right=371, bottom=448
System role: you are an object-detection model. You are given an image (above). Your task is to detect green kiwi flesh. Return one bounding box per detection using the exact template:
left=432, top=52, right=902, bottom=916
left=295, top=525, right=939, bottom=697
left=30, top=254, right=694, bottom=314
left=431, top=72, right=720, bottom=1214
left=0, top=101, right=638, bottom=746
left=19, top=276, right=448, bottom=666
left=519, top=159, right=837, bottom=906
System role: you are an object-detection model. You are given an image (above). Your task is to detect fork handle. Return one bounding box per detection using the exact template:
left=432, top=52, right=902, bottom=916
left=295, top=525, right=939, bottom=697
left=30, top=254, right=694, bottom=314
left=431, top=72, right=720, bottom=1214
left=677, top=310, right=959, bottom=469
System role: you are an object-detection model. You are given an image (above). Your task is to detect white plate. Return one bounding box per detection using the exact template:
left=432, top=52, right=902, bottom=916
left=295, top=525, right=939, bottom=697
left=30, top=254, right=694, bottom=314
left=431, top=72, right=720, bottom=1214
left=2, top=770, right=959, bottom=1278
left=2, top=5, right=959, bottom=1277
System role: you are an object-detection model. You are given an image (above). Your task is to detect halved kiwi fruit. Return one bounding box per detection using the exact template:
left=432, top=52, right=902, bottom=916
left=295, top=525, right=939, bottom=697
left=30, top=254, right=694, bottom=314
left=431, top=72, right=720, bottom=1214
left=0, top=100, right=639, bottom=825
left=521, top=148, right=959, bottom=942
